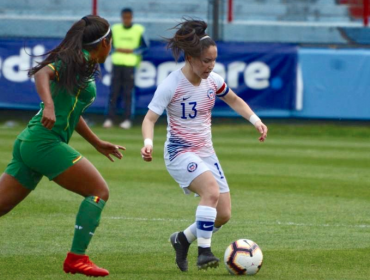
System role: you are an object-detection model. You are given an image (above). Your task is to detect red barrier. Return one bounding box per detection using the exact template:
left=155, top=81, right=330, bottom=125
left=228, top=0, right=233, bottom=23
left=339, top=0, right=369, bottom=26
left=92, top=0, right=98, bottom=15
left=364, top=0, right=369, bottom=25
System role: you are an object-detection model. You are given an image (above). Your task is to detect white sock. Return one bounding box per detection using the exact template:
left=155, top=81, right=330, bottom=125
left=195, top=205, right=217, bottom=248
left=184, top=224, right=222, bottom=244
left=183, top=222, right=197, bottom=243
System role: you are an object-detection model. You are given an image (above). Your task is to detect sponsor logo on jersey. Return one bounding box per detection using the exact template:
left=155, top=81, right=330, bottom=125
left=187, top=162, right=198, bottom=172
left=207, top=89, right=215, bottom=100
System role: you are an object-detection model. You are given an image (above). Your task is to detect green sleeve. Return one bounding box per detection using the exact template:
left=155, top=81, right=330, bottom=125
left=47, top=61, right=62, bottom=81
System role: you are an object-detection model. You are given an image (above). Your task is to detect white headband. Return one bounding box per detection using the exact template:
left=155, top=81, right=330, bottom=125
left=84, top=28, right=111, bottom=45
left=200, top=35, right=211, bottom=41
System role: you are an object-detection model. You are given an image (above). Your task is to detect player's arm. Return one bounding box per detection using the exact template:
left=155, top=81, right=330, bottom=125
left=220, top=89, right=268, bottom=142
left=34, top=66, right=56, bottom=129
left=75, top=117, right=125, bottom=162
left=133, top=34, right=149, bottom=55
left=116, top=48, right=133, bottom=54
left=141, top=110, right=160, bottom=162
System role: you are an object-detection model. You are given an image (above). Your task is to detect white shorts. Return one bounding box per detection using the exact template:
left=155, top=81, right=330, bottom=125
left=164, top=152, right=230, bottom=195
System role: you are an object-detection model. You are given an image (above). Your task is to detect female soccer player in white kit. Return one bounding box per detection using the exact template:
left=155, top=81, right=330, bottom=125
left=141, top=19, right=268, bottom=271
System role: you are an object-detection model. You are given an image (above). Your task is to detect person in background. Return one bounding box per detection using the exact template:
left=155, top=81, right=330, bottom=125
left=103, top=8, right=148, bottom=129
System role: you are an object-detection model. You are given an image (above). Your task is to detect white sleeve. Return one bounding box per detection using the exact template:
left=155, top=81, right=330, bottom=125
left=210, top=72, right=230, bottom=98
left=148, top=82, right=173, bottom=116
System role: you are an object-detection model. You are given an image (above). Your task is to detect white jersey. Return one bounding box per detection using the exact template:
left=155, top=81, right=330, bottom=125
left=148, top=69, right=229, bottom=161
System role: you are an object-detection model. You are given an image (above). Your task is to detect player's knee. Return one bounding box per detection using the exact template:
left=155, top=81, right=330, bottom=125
left=204, top=183, right=220, bottom=205
left=208, top=192, right=219, bottom=205
left=94, top=183, right=109, bottom=202
left=217, top=211, right=231, bottom=225
left=100, top=187, right=109, bottom=202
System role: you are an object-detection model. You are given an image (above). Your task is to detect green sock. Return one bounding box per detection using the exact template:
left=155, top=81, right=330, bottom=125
left=71, top=196, right=106, bottom=255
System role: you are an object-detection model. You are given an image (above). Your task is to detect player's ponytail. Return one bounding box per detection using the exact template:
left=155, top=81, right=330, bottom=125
left=29, top=15, right=111, bottom=94
left=167, top=18, right=216, bottom=62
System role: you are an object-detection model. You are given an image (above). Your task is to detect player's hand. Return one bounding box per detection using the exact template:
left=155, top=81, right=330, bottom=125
left=141, top=145, right=153, bottom=162
left=254, top=121, right=268, bottom=142
left=95, top=140, right=125, bottom=162
left=41, top=104, right=56, bottom=130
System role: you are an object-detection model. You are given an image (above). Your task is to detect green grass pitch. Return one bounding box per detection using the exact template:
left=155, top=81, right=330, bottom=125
left=0, top=120, right=369, bottom=280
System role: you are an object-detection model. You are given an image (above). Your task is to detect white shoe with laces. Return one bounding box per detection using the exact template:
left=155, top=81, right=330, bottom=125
left=119, top=120, right=132, bottom=129
left=103, top=119, right=113, bottom=128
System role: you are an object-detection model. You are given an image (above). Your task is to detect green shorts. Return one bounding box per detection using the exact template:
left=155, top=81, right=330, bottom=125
left=5, top=139, right=83, bottom=190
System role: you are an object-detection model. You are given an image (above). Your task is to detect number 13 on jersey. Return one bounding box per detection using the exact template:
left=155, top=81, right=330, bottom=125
left=181, top=102, right=197, bottom=119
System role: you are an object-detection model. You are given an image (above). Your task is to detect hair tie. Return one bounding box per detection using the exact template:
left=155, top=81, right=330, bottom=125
left=82, top=16, right=91, bottom=26
left=83, top=28, right=111, bottom=45
left=200, top=35, right=211, bottom=41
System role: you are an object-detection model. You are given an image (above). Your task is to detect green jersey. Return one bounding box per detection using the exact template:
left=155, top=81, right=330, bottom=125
left=18, top=50, right=96, bottom=144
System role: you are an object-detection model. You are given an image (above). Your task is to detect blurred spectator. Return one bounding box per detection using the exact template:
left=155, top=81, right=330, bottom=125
left=103, top=8, right=148, bottom=129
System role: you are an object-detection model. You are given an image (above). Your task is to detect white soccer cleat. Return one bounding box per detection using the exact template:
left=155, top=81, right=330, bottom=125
left=103, top=119, right=113, bottom=128
left=119, top=120, right=132, bottom=129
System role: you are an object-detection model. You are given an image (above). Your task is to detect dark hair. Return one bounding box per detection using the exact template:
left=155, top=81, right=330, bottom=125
left=166, top=19, right=216, bottom=62
left=28, top=15, right=111, bottom=94
left=121, top=8, right=133, bottom=15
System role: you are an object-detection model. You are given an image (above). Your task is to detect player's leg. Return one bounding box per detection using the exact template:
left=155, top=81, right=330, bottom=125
left=179, top=191, right=230, bottom=245
left=19, top=140, right=109, bottom=277
left=0, top=173, right=32, bottom=217
left=166, top=153, right=220, bottom=271
left=215, top=191, right=231, bottom=229
left=170, top=172, right=219, bottom=271
left=208, top=154, right=231, bottom=231
left=175, top=155, right=230, bottom=270
left=53, top=158, right=109, bottom=277
left=53, top=157, right=109, bottom=200
left=181, top=154, right=231, bottom=239
left=187, top=171, right=220, bottom=269
left=0, top=139, right=42, bottom=216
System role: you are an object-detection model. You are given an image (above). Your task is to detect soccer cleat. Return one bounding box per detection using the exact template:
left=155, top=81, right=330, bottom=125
left=197, top=249, right=220, bottom=270
left=169, top=232, right=190, bottom=272
left=102, top=119, right=113, bottom=128
left=63, top=252, right=109, bottom=277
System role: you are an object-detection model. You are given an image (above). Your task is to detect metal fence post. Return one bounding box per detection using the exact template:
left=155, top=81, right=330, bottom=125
left=212, top=0, right=220, bottom=40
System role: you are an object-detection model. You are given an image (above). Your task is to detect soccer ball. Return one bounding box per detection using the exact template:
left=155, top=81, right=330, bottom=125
left=224, top=239, right=263, bottom=275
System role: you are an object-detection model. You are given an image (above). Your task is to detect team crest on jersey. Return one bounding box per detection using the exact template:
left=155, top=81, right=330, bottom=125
left=187, top=162, right=198, bottom=172
left=207, top=89, right=215, bottom=100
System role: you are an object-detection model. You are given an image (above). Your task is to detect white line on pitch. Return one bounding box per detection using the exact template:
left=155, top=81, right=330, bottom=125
left=107, top=216, right=370, bottom=229
left=108, top=216, right=192, bottom=222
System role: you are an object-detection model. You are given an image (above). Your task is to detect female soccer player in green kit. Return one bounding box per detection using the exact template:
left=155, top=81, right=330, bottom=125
left=0, top=15, right=123, bottom=277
